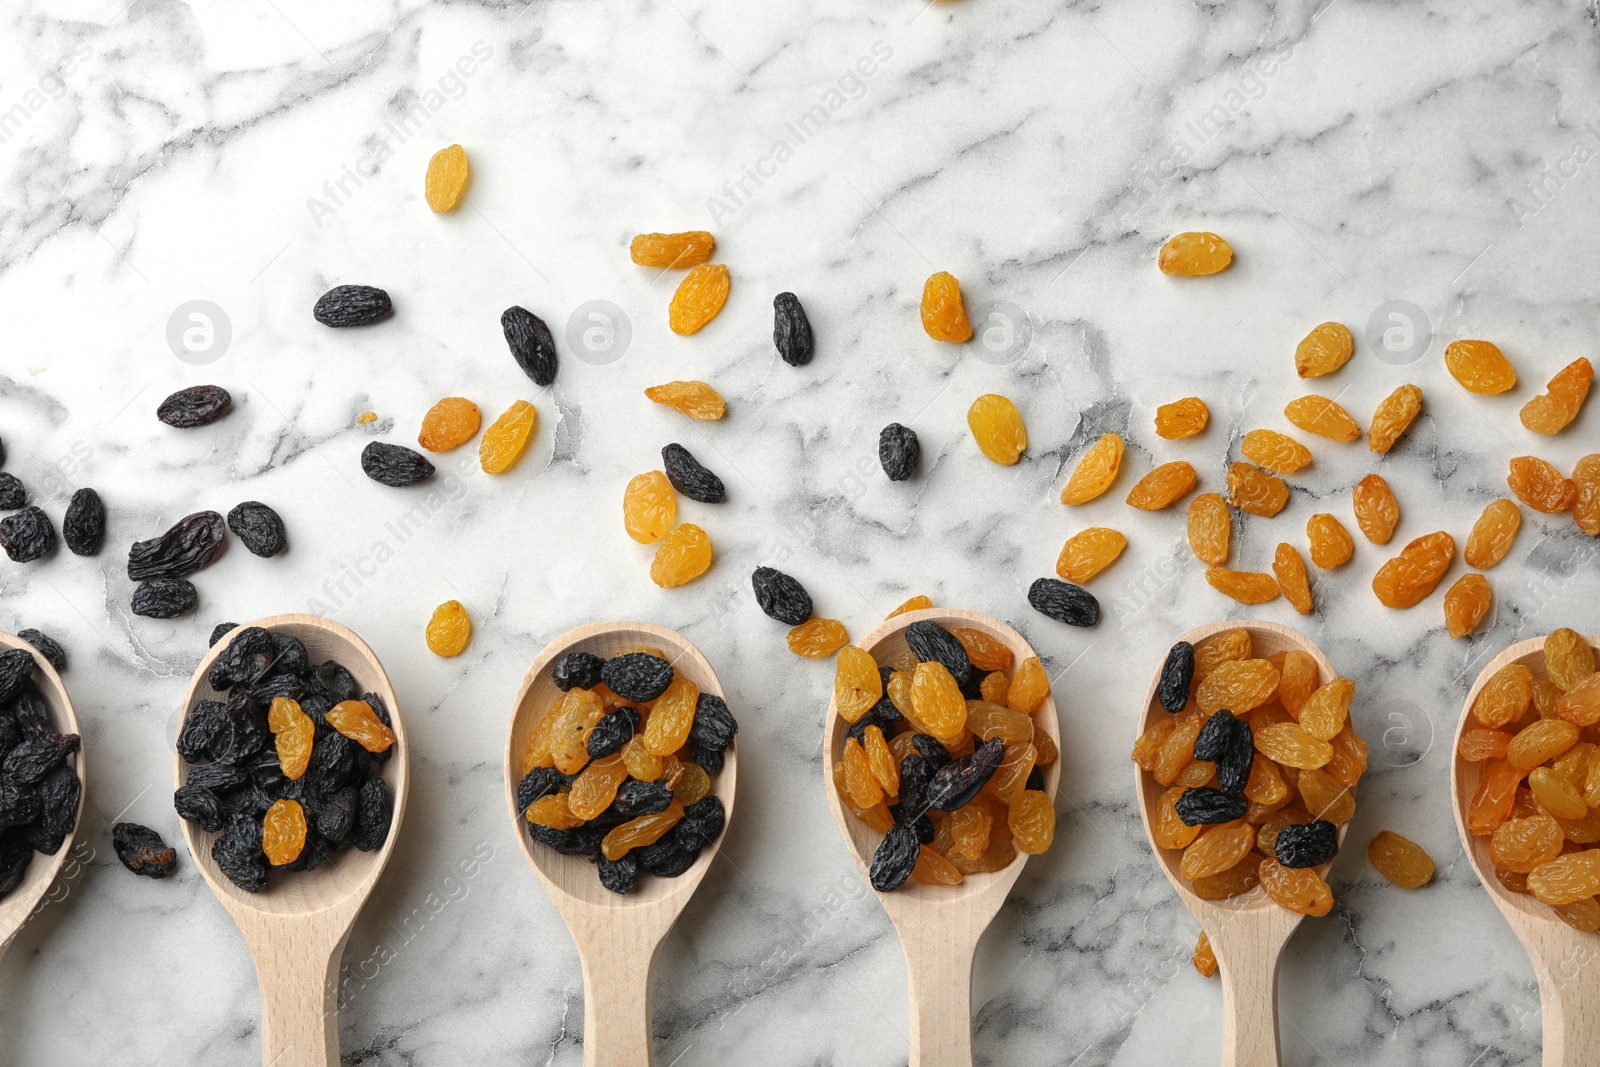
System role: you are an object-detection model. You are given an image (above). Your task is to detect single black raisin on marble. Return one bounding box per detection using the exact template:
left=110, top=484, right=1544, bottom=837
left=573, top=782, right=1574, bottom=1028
left=314, top=285, right=392, bottom=327
left=62, top=488, right=105, bottom=556
left=128, top=511, right=226, bottom=580
left=501, top=305, right=558, bottom=386
left=1028, top=577, right=1100, bottom=627
left=132, top=578, right=197, bottom=619
left=112, top=822, right=176, bottom=878
left=361, top=442, right=434, bottom=487
left=878, top=423, right=920, bottom=481
left=157, top=385, right=232, bottom=428
left=227, top=501, right=287, bottom=557
left=0, top=473, right=25, bottom=510
left=773, top=292, right=813, bottom=366
left=751, top=566, right=813, bottom=626
left=661, top=443, right=725, bottom=503
left=0, top=507, right=55, bottom=563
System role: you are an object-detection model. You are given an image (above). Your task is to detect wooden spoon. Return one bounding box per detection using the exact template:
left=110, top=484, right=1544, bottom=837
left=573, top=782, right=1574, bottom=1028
left=0, top=631, right=85, bottom=959
left=1452, top=632, right=1600, bottom=1067
left=176, top=614, right=409, bottom=1067
left=1133, top=620, right=1340, bottom=1067
left=822, top=608, right=1062, bottom=1067
left=505, top=621, right=736, bottom=1067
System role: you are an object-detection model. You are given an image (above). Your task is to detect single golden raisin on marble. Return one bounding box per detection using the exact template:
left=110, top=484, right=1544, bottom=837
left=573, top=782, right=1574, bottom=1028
left=1445, top=339, right=1517, bottom=395
left=1521, top=357, right=1593, bottom=435
left=630, top=231, right=715, bottom=268
left=668, top=263, right=730, bottom=335
left=1371, top=531, right=1455, bottom=608
left=417, top=397, right=481, bottom=452
left=1060, top=433, right=1124, bottom=504
left=1242, top=429, right=1312, bottom=475
left=921, top=271, right=973, bottom=342
left=1306, top=513, right=1354, bottom=568
left=425, top=599, right=472, bottom=657
left=1186, top=493, right=1231, bottom=565
left=1056, top=527, right=1127, bottom=582
left=1573, top=455, right=1600, bottom=536
left=424, top=144, right=470, bottom=212
left=1507, top=456, right=1576, bottom=513
left=1273, top=544, right=1314, bottom=614
left=262, top=798, right=307, bottom=866
left=1206, top=565, right=1280, bottom=605
left=1155, top=397, right=1209, bottom=439
left=967, top=394, right=1027, bottom=465
left=650, top=523, right=713, bottom=587
left=1284, top=395, right=1361, bottom=442
left=645, top=381, right=726, bottom=420
left=1443, top=574, right=1492, bottom=638
left=623, top=471, right=676, bottom=544
left=480, top=400, right=536, bottom=473
left=1464, top=499, right=1521, bottom=569
left=1227, top=462, right=1289, bottom=517
left=357, top=410, right=377, bottom=424
left=1368, top=385, right=1423, bottom=454
left=1158, top=231, right=1232, bottom=276
left=1294, top=322, right=1354, bottom=378
left=1193, top=931, right=1218, bottom=977
left=1126, top=461, right=1197, bottom=510
left=1367, top=831, right=1434, bottom=888
left=788, top=618, right=849, bottom=658
left=1352, top=474, right=1400, bottom=544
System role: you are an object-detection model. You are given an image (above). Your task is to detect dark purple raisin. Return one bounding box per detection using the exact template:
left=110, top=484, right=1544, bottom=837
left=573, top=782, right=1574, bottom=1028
left=8, top=687, right=49, bottom=739
left=610, top=778, right=674, bottom=820
left=551, top=650, right=605, bottom=691
left=132, top=578, right=197, bottom=619
left=157, top=385, right=232, bottom=428
left=16, top=630, right=65, bottom=673
left=208, top=626, right=275, bottom=691
left=177, top=700, right=225, bottom=763
left=586, top=706, right=641, bottom=760
left=892, top=754, right=933, bottom=819
left=0, top=780, right=42, bottom=831
left=1174, top=787, right=1249, bottom=826
left=909, top=733, right=952, bottom=769
left=501, top=305, right=558, bottom=386
left=0, top=649, right=37, bottom=704
left=846, top=702, right=903, bottom=746
left=0, top=473, right=25, bottom=510
left=316, top=787, right=358, bottom=844
left=685, top=693, right=737, bottom=774
left=600, top=653, right=674, bottom=703
left=361, top=442, right=434, bottom=486
left=597, top=852, right=639, bottom=893
left=128, top=511, right=225, bottom=580
left=209, top=623, right=238, bottom=647
left=773, top=292, right=813, bottom=366
left=173, top=784, right=224, bottom=833
left=636, top=839, right=699, bottom=878
left=673, top=795, right=725, bottom=851
left=1028, top=577, right=1100, bottom=627
left=0, top=506, right=55, bottom=562
left=209, top=693, right=266, bottom=766
left=2, top=732, right=79, bottom=784
left=661, top=443, right=725, bottom=503
left=211, top=813, right=269, bottom=891
left=352, top=775, right=392, bottom=851
left=1158, top=641, right=1195, bottom=713
left=878, top=423, right=920, bottom=481
left=869, top=821, right=920, bottom=891
left=62, top=488, right=105, bottom=556
left=1274, top=820, right=1339, bottom=868
left=925, top=737, right=1004, bottom=812
left=751, top=566, right=813, bottom=626
left=905, top=621, right=974, bottom=687
left=226, top=501, right=286, bottom=557
left=112, top=822, right=175, bottom=877
left=314, top=285, right=392, bottom=327
left=0, top=833, right=33, bottom=899
left=515, top=767, right=565, bottom=814
left=184, top=762, right=248, bottom=793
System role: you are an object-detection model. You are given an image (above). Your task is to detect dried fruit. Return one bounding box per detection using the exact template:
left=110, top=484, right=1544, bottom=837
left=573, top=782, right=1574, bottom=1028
left=501, top=305, right=558, bottom=386
left=1060, top=434, right=1124, bottom=504
left=1474, top=664, right=1534, bottom=728
left=1055, top=527, right=1126, bottom=583
left=1444, top=574, right=1493, bottom=638
left=1008, top=657, right=1049, bottom=714
left=1507, top=456, right=1576, bottom=513
left=879, top=423, right=920, bottom=481
left=417, top=397, right=481, bottom=451
left=158, top=385, right=232, bottom=428
left=601, top=654, right=675, bottom=703
left=425, top=600, right=471, bottom=657
left=327, top=699, right=396, bottom=753
left=1197, top=659, right=1281, bottom=715
left=1206, top=565, right=1280, bottom=606
left=1157, top=643, right=1195, bottom=714
left=661, top=444, right=726, bottom=503
left=1528, top=851, right=1600, bottom=905
left=630, top=231, right=714, bottom=268
left=752, top=567, right=813, bottom=626
left=17, top=630, right=65, bottom=672
left=62, top=488, right=104, bottom=556
left=0, top=507, right=54, bottom=563
left=479, top=400, right=536, bottom=473
left=262, top=798, right=307, bottom=866
left=1254, top=722, right=1333, bottom=770
left=1186, top=493, right=1231, bottom=565
left=313, top=285, right=392, bottom=328
left=1573, top=454, right=1600, bottom=536
left=1445, top=339, right=1517, bottom=394
left=669, top=263, right=730, bottom=335
left=870, top=822, right=921, bottom=891
left=1366, top=831, right=1432, bottom=888
left=910, top=662, right=969, bottom=742
left=112, top=823, right=175, bottom=878
left=1306, top=514, right=1353, bottom=569
left=1154, top=397, right=1209, bottom=439
left=650, top=524, right=713, bottom=588
left=1176, top=788, right=1248, bottom=825
left=921, top=271, right=972, bottom=342
left=1371, top=531, right=1455, bottom=608
left=1227, top=463, right=1288, bottom=517
left=1521, top=358, right=1593, bottom=434
left=950, top=629, right=1013, bottom=673
left=772, top=292, right=813, bottom=366
left=1028, top=578, right=1100, bottom=627
left=1242, top=430, right=1312, bottom=475
left=132, top=578, right=197, bottom=618
left=0, top=473, right=24, bottom=509
left=1508, top=720, right=1579, bottom=771
left=1546, top=629, right=1596, bottom=691
left=1284, top=396, right=1361, bottom=442
left=424, top=144, right=469, bottom=211
left=1009, top=789, right=1055, bottom=853
left=904, top=622, right=974, bottom=686
left=1368, top=385, right=1423, bottom=454
left=788, top=618, right=849, bottom=657
left=642, top=675, right=698, bottom=756
left=1464, top=499, right=1520, bottom=569
left=1180, top=823, right=1255, bottom=880
left=1300, top=678, right=1355, bottom=741
left=645, top=381, right=726, bottom=420
left=834, top=646, right=884, bottom=723
left=1193, top=931, right=1218, bottom=976
left=268, top=697, right=314, bottom=780
left=361, top=442, right=434, bottom=486
left=1274, top=819, right=1338, bottom=868
left=623, top=471, right=677, bottom=544
left=1126, top=462, right=1197, bottom=510
left=1158, top=232, right=1232, bottom=276
left=1294, top=322, right=1354, bottom=378
left=1352, top=474, right=1400, bottom=545
left=967, top=394, right=1027, bottom=465
left=1258, top=857, right=1333, bottom=915
left=226, top=501, right=286, bottom=558
left=1272, top=544, right=1314, bottom=615
left=128, top=511, right=225, bottom=580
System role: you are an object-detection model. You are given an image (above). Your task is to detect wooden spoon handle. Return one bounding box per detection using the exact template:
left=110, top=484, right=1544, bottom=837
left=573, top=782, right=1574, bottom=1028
left=1534, top=952, right=1600, bottom=1066
left=250, top=936, right=343, bottom=1067
left=1211, top=928, right=1283, bottom=1067
left=579, top=932, right=660, bottom=1067
left=901, top=929, right=977, bottom=1067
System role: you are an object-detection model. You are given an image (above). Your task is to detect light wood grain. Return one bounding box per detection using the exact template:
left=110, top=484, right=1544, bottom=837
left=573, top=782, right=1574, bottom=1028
left=821, top=608, right=1062, bottom=1067
left=1133, top=620, right=1342, bottom=1067
left=176, top=615, right=409, bottom=1067
left=504, top=621, right=736, bottom=1067
left=0, top=632, right=84, bottom=961
left=1452, top=633, right=1600, bottom=1067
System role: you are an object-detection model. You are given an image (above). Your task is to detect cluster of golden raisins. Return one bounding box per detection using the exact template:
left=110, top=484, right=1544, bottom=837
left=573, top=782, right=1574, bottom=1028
left=831, top=618, right=1057, bottom=890
left=630, top=231, right=729, bottom=334
left=1461, top=628, right=1600, bottom=930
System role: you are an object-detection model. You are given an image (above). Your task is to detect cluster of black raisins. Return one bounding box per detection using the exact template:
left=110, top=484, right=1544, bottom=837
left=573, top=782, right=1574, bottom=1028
left=125, top=504, right=286, bottom=620
left=0, top=438, right=103, bottom=566
left=174, top=626, right=395, bottom=892
left=0, top=647, right=82, bottom=900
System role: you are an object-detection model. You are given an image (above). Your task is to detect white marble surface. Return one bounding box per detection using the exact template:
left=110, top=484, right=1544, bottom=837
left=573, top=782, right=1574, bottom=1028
left=2, top=0, right=1599, bottom=1062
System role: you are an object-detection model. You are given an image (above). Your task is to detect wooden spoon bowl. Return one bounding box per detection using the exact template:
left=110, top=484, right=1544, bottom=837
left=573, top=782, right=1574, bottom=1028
left=505, top=621, right=735, bottom=1067
left=0, top=632, right=85, bottom=960
left=1134, top=620, right=1340, bottom=1067
left=177, top=614, right=408, bottom=1067
left=1452, top=633, right=1600, bottom=1067
left=822, top=608, right=1061, bottom=1067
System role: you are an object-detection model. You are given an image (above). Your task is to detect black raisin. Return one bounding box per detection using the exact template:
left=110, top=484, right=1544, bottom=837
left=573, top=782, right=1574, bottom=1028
left=661, top=443, right=725, bottom=503
left=751, top=566, right=813, bottom=626
left=9, top=686, right=50, bottom=739
left=597, top=853, right=639, bottom=894
left=0, top=779, right=42, bottom=830
left=270, top=634, right=311, bottom=677
left=909, top=733, right=952, bottom=769
left=516, top=767, right=565, bottom=814
left=501, top=305, right=558, bottom=386
left=1025, top=766, right=1046, bottom=792
left=209, top=622, right=237, bottom=647
left=112, top=822, right=175, bottom=877
left=0, top=833, right=33, bottom=899
left=16, top=629, right=65, bottom=672
left=186, top=762, right=248, bottom=793
left=311, top=660, right=358, bottom=704
left=157, top=385, right=232, bottom=428
left=611, top=778, right=673, bottom=820
left=1274, top=820, right=1339, bottom=869
left=892, top=754, right=933, bottom=819
left=905, top=621, right=974, bottom=688
left=673, top=796, right=725, bottom=851
left=132, top=578, right=197, bottom=619
left=586, top=707, right=641, bottom=760
left=1174, top=787, right=1249, bottom=826
left=227, top=501, right=287, bottom=557
left=638, top=842, right=700, bottom=878
left=1193, top=709, right=1254, bottom=797
left=208, top=627, right=276, bottom=691
left=177, top=700, right=225, bottom=763
left=212, top=813, right=269, bottom=892
left=1027, top=577, right=1100, bottom=627
left=2, top=733, right=78, bottom=784
left=773, top=292, right=814, bottom=366
left=878, top=423, right=920, bottom=481
left=314, top=285, right=392, bottom=327
left=0, top=506, right=55, bottom=562
left=0, top=473, right=25, bottom=510
left=173, top=784, right=224, bottom=833
left=127, top=511, right=226, bottom=580
left=527, top=820, right=603, bottom=857
left=925, top=737, right=1004, bottom=812
left=552, top=650, right=606, bottom=691
left=210, top=693, right=266, bottom=766
left=686, top=694, right=737, bottom=770
left=846, top=703, right=903, bottom=746
left=317, top=786, right=358, bottom=844
left=1158, top=641, right=1195, bottom=713
left=353, top=775, right=392, bottom=851
left=361, top=442, right=434, bottom=487
left=600, top=653, right=674, bottom=703
left=0, top=649, right=37, bottom=704
left=869, top=821, right=920, bottom=892
left=62, top=487, right=105, bottom=556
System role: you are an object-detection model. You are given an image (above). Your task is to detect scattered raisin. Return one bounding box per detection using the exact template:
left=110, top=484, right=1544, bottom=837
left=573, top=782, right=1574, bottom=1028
left=1445, top=339, right=1517, bottom=395
left=227, top=501, right=286, bottom=558
left=132, top=578, right=197, bottom=619
left=361, top=442, right=435, bottom=487
left=157, top=385, right=232, bottom=428
left=480, top=400, right=537, bottom=473
left=62, top=488, right=104, bottom=556
left=501, top=305, right=558, bottom=386
left=967, top=394, right=1027, bottom=465
left=128, top=511, right=225, bottom=580
left=879, top=423, right=920, bottom=481
left=645, top=381, right=726, bottom=420
left=112, top=822, right=176, bottom=878
left=630, top=231, right=714, bottom=268
left=1154, top=397, right=1209, bottom=439
left=669, top=264, right=730, bottom=335
left=920, top=271, right=972, bottom=342
left=1159, top=232, right=1232, bottom=276
left=661, top=444, right=725, bottom=503
left=1028, top=578, right=1100, bottom=627
left=424, top=144, right=470, bottom=212
left=314, top=285, right=392, bottom=328
left=0, top=507, right=54, bottom=562
left=0, top=473, right=24, bottom=509
left=773, top=292, right=813, bottom=365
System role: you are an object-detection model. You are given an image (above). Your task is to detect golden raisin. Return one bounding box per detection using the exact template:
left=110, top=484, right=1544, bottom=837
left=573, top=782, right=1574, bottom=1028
left=1306, top=514, right=1354, bottom=569
left=1473, top=664, right=1534, bottom=728
left=1186, top=493, right=1231, bottom=565
left=424, top=144, right=470, bottom=212
left=1208, top=565, right=1281, bottom=606
left=1254, top=722, right=1333, bottom=770
left=630, top=231, right=715, bottom=268
left=1180, top=822, right=1255, bottom=880
left=1196, top=658, right=1281, bottom=714
left=479, top=400, right=536, bottom=473
left=268, top=697, right=314, bottom=780
left=1193, top=931, right=1218, bottom=977
left=1465, top=499, right=1521, bottom=569
left=1521, top=357, right=1593, bottom=435
left=1194, top=629, right=1251, bottom=681
left=910, top=661, right=968, bottom=742
left=1445, top=339, right=1517, bottom=395
left=1443, top=574, right=1492, bottom=638
left=417, top=397, right=481, bottom=452
left=1158, top=231, right=1232, bottom=276
left=1126, top=461, right=1197, bottom=510
left=1368, top=384, right=1423, bottom=454
left=921, top=271, right=973, bottom=342
left=1460, top=727, right=1512, bottom=762
left=1299, top=678, right=1355, bottom=741
left=548, top=689, right=606, bottom=775
left=668, top=263, right=730, bottom=335
left=645, top=381, right=726, bottom=420
left=1007, top=657, right=1049, bottom=713
left=1546, top=628, right=1596, bottom=691
left=912, top=845, right=965, bottom=885
left=1153, top=786, right=1203, bottom=850
left=1508, top=720, right=1579, bottom=771
left=842, top=736, right=883, bottom=809
left=643, top=675, right=698, bottom=755
left=602, top=806, right=685, bottom=861
left=863, top=725, right=899, bottom=796
left=327, top=699, right=397, bottom=753
left=1191, top=856, right=1263, bottom=900
left=834, top=646, right=884, bottom=722
left=262, top=798, right=307, bottom=866
left=887, top=595, right=932, bottom=619
left=526, top=793, right=585, bottom=829
left=1507, top=456, right=1576, bottom=513
left=788, top=618, right=849, bottom=658
left=1056, top=527, right=1127, bottom=583
left=967, top=394, right=1027, bottom=465
left=1009, top=789, right=1055, bottom=854
left=1528, top=850, right=1600, bottom=905
left=1242, top=430, right=1312, bottom=475
left=1367, top=831, right=1434, bottom=888
left=1573, top=455, right=1600, bottom=536
left=1227, top=462, right=1289, bottom=517
left=1155, top=397, right=1209, bottom=439
left=623, top=471, right=676, bottom=544
left=951, top=628, right=1014, bottom=672
left=356, top=411, right=377, bottom=424
left=1060, top=434, right=1125, bottom=504
left=1298, top=767, right=1355, bottom=823
left=1278, top=652, right=1319, bottom=717
left=568, top=755, right=630, bottom=820
left=979, top=670, right=1010, bottom=706
left=1283, top=395, right=1361, bottom=442
left=425, top=599, right=472, bottom=657
left=1352, top=474, right=1401, bottom=545
left=1371, top=531, right=1455, bottom=608
left=650, top=524, right=713, bottom=587
left=1258, top=857, right=1333, bottom=916
left=1294, top=322, right=1354, bottom=378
